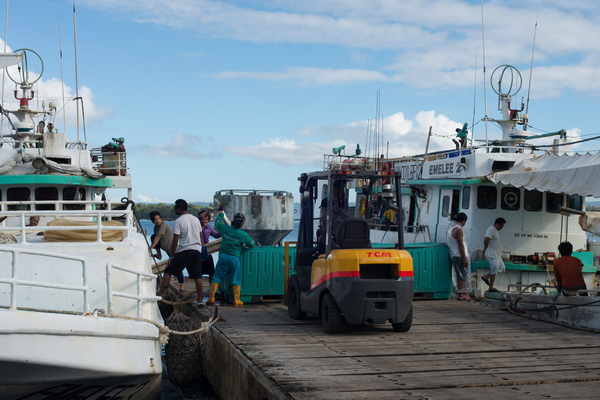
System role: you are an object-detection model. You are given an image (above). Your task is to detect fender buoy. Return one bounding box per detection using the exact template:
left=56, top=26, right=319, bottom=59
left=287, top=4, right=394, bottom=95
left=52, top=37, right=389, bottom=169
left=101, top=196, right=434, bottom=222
left=381, top=162, right=391, bottom=184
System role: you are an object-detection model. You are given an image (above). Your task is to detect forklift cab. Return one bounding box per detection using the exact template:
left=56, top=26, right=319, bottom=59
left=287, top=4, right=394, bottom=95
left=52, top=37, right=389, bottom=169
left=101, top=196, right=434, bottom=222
left=289, top=169, right=414, bottom=333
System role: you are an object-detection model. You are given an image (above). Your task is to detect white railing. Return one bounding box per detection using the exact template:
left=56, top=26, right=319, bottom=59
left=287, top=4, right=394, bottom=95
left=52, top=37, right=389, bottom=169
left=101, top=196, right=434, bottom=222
left=0, top=247, right=90, bottom=313
left=107, top=262, right=161, bottom=318
left=0, top=201, right=134, bottom=244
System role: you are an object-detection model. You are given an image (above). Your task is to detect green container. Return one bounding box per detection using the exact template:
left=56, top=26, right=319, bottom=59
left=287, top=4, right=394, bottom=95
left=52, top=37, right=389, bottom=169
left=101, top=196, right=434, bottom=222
left=219, top=245, right=296, bottom=303
left=372, top=242, right=452, bottom=299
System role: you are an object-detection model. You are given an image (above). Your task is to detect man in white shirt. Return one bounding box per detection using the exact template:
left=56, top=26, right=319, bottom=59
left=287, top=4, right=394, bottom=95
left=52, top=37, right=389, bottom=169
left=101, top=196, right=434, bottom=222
left=447, top=212, right=470, bottom=300
left=157, top=199, right=205, bottom=306
left=482, top=217, right=506, bottom=293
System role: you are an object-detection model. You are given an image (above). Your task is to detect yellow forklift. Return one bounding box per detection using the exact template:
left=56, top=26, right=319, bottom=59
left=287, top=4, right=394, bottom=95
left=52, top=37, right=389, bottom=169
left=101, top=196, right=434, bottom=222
left=287, top=168, right=414, bottom=333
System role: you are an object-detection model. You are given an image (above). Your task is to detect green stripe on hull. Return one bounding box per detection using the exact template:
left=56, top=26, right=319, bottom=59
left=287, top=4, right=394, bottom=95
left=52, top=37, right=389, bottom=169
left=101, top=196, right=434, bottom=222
left=0, top=175, right=113, bottom=187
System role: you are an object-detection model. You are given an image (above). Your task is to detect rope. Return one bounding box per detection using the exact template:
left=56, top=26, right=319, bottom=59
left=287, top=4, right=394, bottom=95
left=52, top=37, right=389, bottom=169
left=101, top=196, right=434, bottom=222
left=506, top=283, right=600, bottom=334
left=97, top=309, right=218, bottom=345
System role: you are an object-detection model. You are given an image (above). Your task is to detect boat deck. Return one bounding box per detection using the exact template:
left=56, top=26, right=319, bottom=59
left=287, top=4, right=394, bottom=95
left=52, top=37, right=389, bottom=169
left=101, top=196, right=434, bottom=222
left=170, top=280, right=600, bottom=399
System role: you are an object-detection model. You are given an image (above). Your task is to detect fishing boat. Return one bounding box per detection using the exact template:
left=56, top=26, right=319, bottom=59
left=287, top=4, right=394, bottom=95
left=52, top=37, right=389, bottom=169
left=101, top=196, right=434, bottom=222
left=0, top=50, right=162, bottom=398
left=324, top=64, right=599, bottom=304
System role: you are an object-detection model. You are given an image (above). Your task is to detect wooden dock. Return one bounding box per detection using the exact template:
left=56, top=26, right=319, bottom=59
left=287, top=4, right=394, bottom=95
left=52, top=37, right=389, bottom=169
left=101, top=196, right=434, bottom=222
left=193, top=297, right=600, bottom=399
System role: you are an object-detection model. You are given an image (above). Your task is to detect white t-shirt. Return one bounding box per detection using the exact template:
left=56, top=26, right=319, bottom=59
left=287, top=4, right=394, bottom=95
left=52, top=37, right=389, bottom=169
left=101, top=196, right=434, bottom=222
left=484, top=225, right=501, bottom=253
left=172, top=213, right=203, bottom=253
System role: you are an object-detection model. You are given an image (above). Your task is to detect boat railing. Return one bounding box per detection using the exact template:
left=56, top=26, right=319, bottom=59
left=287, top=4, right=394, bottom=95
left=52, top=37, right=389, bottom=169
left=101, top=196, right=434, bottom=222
left=0, top=203, right=135, bottom=244
left=0, top=138, right=88, bottom=150
left=0, top=246, right=90, bottom=313
left=91, top=147, right=128, bottom=176
left=107, top=262, right=160, bottom=319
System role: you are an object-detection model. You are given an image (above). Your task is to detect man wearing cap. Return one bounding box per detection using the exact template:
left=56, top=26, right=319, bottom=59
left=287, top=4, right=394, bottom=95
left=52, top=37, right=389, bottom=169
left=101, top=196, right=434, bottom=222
left=207, top=211, right=255, bottom=306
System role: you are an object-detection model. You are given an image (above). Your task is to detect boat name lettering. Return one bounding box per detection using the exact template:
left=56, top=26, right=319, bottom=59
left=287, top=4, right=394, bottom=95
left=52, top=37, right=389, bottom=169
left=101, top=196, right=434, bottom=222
left=429, top=162, right=454, bottom=176
left=400, top=162, right=423, bottom=180
left=514, top=233, right=549, bottom=239
left=366, top=251, right=392, bottom=258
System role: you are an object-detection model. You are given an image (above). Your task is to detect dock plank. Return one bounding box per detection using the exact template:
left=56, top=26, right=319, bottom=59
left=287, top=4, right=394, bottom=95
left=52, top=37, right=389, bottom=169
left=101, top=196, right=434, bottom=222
left=197, top=297, right=600, bottom=399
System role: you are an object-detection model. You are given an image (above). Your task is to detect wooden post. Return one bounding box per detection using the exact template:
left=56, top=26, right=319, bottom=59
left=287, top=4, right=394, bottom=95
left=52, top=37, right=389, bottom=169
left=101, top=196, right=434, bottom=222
left=424, top=126, right=432, bottom=156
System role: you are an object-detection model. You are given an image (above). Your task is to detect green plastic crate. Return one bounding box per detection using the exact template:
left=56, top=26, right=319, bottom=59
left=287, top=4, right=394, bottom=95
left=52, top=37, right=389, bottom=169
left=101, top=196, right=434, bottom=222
left=218, top=245, right=296, bottom=303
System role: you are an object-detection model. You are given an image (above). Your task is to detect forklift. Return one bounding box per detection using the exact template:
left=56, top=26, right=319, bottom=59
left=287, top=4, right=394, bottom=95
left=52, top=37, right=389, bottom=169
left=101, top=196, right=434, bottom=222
left=287, top=168, right=414, bottom=333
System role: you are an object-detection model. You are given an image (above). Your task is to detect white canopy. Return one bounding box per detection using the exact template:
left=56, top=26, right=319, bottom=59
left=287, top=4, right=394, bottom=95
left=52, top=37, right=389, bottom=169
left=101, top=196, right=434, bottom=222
left=0, top=53, right=22, bottom=69
left=488, top=152, right=600, bottom=198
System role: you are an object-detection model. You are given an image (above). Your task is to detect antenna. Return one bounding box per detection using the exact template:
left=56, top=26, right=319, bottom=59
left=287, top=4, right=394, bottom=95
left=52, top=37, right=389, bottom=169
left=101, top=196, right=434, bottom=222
left=480, top=0, right=489, bottom=152
left=1, top=0, right=8, bottom=139
left=72, top=1, right=81, bottom=142
left=471, top=50, right=477, bottom=146
left=525, top=0, right=541, bottom=122
left=56, top=0, right=66, bottom=134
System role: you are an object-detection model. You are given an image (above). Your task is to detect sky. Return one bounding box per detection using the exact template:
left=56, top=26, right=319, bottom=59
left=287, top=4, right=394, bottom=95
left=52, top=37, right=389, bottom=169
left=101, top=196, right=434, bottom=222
left=1, top=0, right=600, bottom=204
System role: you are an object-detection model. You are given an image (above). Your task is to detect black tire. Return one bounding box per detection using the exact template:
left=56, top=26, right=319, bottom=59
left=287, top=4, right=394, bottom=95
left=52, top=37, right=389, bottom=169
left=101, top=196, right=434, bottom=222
left=287, top=274, right=307, bottom=320
left=321, top=293, right=342, bottom=334
left=392, top=304, right=413, bottom=332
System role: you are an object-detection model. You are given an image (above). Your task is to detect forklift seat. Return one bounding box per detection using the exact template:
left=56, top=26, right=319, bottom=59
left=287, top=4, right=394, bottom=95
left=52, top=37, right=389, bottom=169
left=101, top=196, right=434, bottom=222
left=335, top=218, right=371, bottom=249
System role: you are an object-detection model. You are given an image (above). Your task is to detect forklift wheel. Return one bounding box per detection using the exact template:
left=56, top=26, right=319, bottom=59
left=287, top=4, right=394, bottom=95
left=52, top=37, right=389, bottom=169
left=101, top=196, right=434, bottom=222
left=321, top=293, right=342, bottom=334
left=392, top=304, right=413, bottom=332
left=287, top=274, right=307, bottom=320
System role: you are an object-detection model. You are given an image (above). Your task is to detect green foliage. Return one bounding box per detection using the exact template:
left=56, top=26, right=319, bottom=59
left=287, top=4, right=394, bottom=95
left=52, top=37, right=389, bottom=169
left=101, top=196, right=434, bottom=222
left=135, top=202, right=211, bottom=220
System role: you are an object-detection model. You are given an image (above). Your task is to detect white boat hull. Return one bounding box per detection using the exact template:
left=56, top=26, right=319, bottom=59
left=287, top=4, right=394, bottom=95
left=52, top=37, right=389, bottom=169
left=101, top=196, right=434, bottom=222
left=0, top=310, right=162, bottom=399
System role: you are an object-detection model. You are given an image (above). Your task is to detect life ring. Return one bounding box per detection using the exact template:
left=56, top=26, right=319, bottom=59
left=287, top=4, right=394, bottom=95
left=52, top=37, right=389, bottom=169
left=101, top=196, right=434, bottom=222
left=381, top=162, right=391, bottom=184
left=504, top=191, right=518, bottom=207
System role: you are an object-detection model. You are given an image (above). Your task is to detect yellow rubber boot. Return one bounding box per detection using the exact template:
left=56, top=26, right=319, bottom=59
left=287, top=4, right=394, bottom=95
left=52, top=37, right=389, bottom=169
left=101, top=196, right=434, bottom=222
left=233, top=285, right=244, bottom=306
left=206, top=283, right=219, bottom=305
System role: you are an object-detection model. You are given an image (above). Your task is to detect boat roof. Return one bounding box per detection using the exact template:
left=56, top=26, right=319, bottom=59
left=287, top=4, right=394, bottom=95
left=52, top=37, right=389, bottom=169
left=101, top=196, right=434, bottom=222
left=488, top=152, right=600, bottom=197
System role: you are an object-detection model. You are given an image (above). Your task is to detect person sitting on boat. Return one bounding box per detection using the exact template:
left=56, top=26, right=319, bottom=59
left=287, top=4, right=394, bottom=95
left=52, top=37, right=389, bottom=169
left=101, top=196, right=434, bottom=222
left=207, top=211, right=255, bottom=307
left=447, top=212, right=471, bottom=300
left=26, top=216, right=40, bottom=226
left=157, top=199, right=205, bottom=307
left=198, top=209, right=220, bottom=286
left=149, top=211, right=185, bottom=295
left=317, top=197, right=351, bottom=254
left=553, top=241, right=587, bottom=296
left=481, top=217, right=506, bottom=293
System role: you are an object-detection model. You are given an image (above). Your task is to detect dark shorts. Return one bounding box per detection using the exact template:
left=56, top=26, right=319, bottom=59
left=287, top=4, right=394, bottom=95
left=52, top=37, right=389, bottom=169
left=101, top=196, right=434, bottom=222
left=452, top=257, right=469, bottom=282
left=165, top=250, right=203, bottom=279
left=203, top=254, right=215, bottom=277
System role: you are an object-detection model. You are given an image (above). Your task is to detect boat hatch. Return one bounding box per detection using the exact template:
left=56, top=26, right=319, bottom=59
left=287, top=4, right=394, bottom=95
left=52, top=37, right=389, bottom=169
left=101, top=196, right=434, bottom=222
left=491, top=160, right=515, bottom=172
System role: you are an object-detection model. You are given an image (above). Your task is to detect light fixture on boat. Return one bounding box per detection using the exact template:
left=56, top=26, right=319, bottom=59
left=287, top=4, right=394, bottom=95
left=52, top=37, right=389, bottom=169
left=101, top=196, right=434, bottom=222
left=32, top=157, right=45, bottom=170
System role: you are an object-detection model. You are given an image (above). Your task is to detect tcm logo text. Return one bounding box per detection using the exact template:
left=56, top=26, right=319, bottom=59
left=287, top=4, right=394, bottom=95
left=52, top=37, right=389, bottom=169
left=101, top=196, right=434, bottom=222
left=366, top=251, right=392, bottom=258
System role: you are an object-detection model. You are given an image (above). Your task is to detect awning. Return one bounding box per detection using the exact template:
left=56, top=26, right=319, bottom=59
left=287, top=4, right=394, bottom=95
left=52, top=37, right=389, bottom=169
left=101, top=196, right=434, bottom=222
left=487, top=152, right=600, bottom=198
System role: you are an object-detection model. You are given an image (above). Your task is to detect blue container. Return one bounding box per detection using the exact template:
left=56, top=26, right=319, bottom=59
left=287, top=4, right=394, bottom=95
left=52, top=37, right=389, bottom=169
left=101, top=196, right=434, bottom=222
left=219, top=245, right=296, bottom=303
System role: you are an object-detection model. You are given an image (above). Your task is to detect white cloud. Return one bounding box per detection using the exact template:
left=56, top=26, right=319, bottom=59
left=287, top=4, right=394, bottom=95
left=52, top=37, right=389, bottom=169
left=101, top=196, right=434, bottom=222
left=135, top=132, right=221, bottom=159
left=136, top=194, right=164, bottom=203
left=225, top=110, right=467, bottom=166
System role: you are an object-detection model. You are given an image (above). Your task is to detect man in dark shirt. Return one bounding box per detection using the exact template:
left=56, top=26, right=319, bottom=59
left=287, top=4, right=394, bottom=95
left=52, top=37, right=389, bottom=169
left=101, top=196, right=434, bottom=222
left=553, top=241, right=587, bottom=296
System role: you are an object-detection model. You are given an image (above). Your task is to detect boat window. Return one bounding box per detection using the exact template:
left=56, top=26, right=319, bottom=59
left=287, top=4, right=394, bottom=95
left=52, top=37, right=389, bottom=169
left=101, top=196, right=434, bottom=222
left=501, top=187, right=520, bottom=211
left=7, top=188, right=31, bottom=210
left=441, top=195, right=450, bottom=217
left=35, top=187, right=58, bottom=210
left=524, top=190, right=542, bottom=211
left=568, top=195, right=583, bottom=211
left=461, top=187, right=470, bottom=210
left=546, top=192, right=563, bottom=213
left=63, top=187, right=86, bottom=210
left=477, top=186, right=497, bottom=209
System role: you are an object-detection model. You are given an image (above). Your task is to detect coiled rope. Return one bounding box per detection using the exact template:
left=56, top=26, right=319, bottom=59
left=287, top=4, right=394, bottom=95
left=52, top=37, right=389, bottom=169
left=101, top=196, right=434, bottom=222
left=96, top=310, right=218, bottom=345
